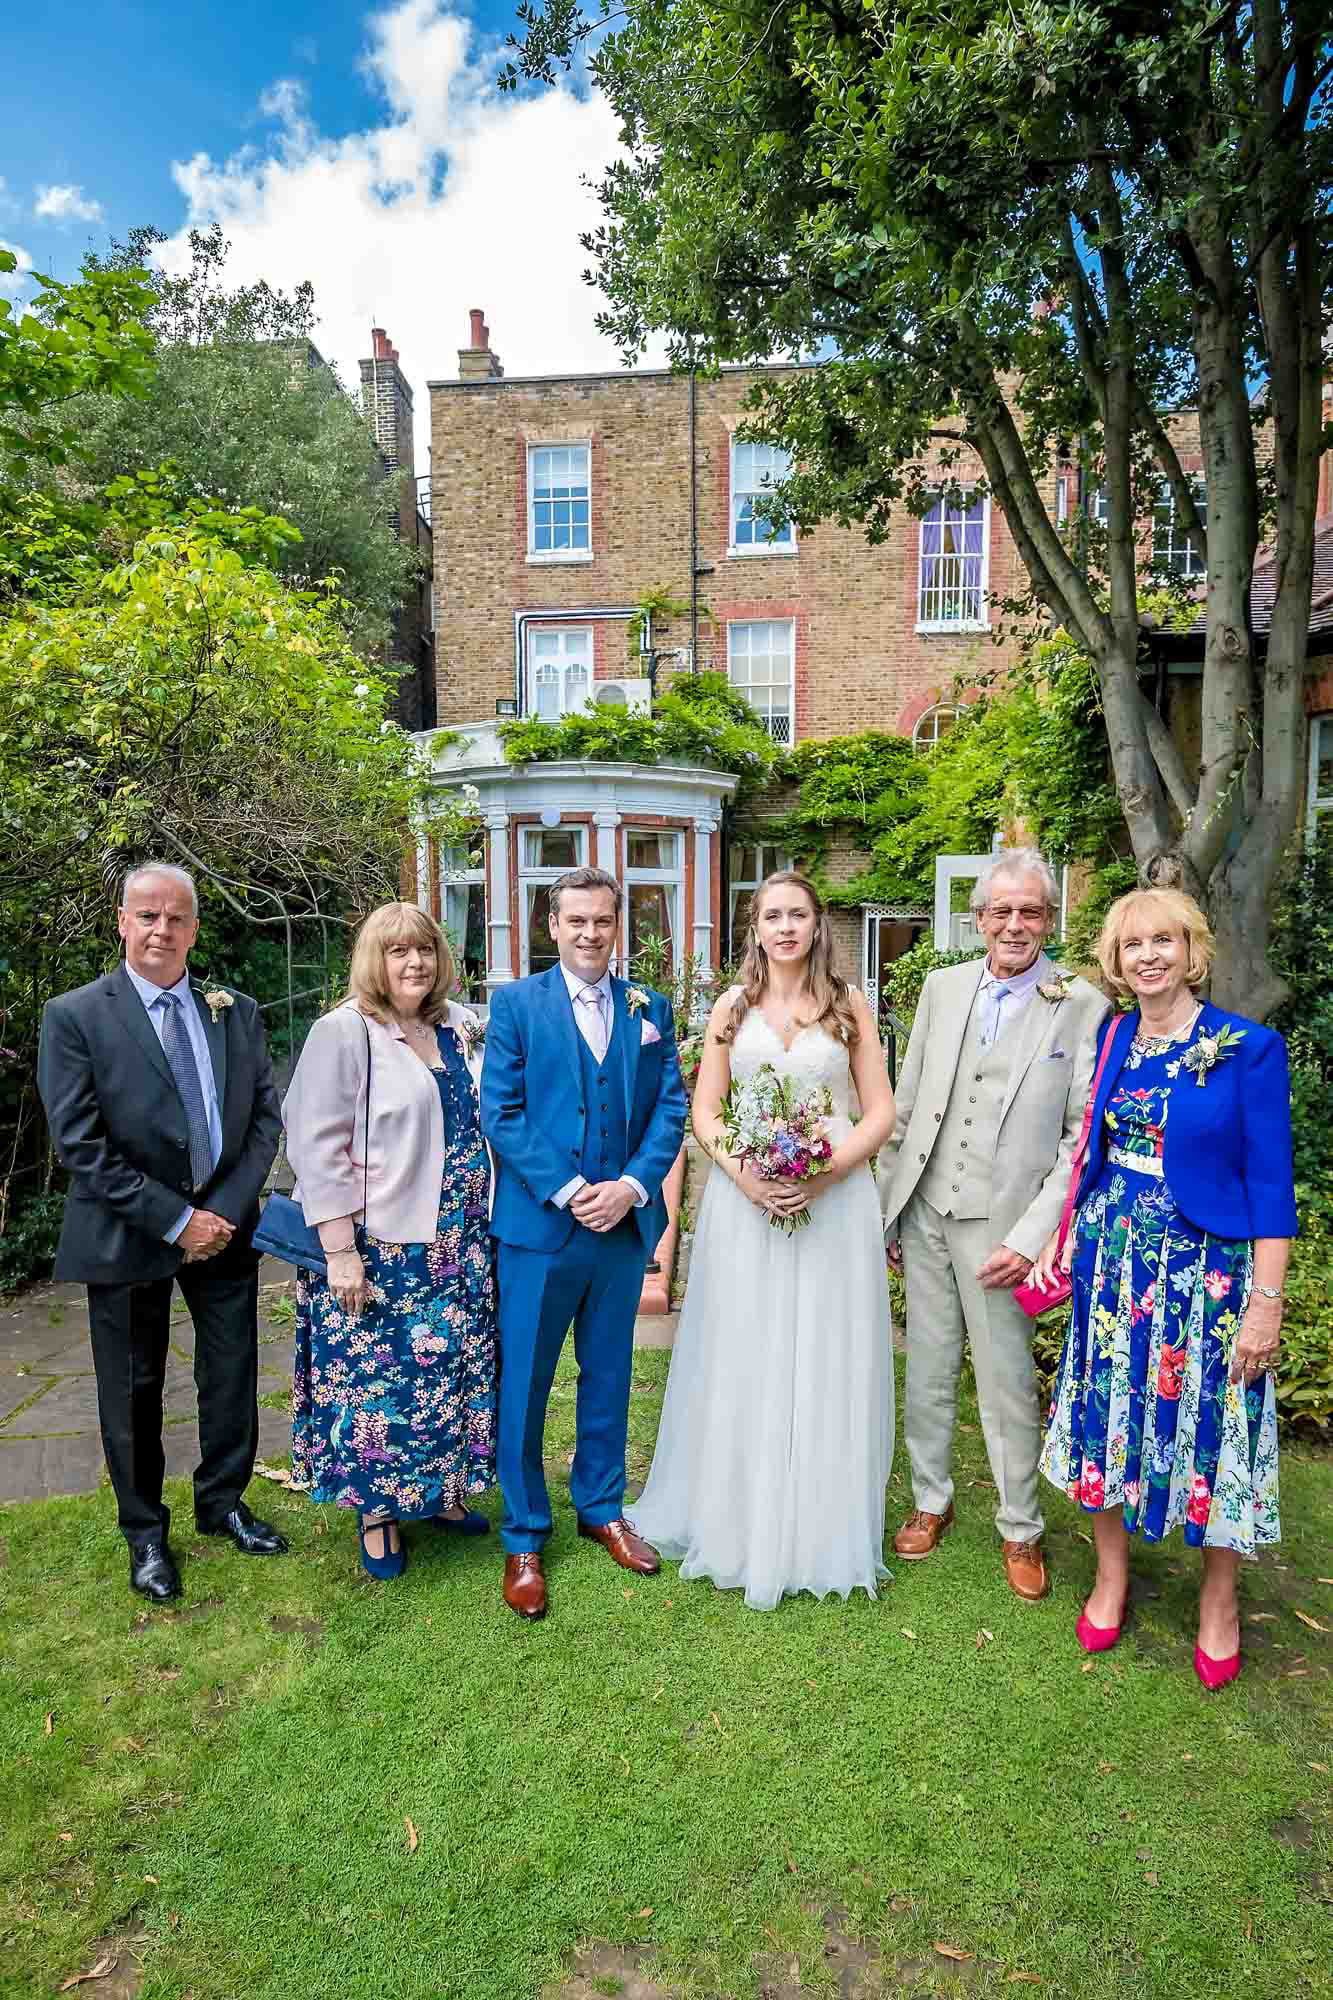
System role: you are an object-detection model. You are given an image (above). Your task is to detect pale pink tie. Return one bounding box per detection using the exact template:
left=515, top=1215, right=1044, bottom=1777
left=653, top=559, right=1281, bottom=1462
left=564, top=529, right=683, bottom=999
left=577, top=985, right=609, bottom=1062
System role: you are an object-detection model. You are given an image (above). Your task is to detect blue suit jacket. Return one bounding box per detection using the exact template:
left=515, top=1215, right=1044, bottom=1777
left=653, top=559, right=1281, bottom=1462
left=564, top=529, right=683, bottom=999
left=480, top=967, right=688, bottom=1255
left=1084, top=1001, right=1298, bottom=1241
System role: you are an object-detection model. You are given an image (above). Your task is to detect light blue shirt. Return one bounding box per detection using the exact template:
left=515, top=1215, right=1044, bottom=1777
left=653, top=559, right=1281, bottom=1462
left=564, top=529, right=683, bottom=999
left=124, top=963, right=223, bottom=1241
left=975, top=954, right=1048, bottom=1049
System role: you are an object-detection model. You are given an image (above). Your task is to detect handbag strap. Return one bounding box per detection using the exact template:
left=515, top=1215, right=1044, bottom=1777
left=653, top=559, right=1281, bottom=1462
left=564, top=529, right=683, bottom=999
left=360, top=1010, right=371, bottom=1227
left=1054, top=1011, right=1128, bottom=1251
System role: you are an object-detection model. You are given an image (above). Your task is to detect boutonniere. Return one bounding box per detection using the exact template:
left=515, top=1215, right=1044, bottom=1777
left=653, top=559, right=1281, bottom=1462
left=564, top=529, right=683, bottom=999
left=202, top=987, right=234, bottom=1025
left=1181, top=1023, right=1246, bottom=1088
left=625, top=986, right=651, bottom=1017
left=456, top=1014, right=486, bottom=1055
left=1036, top=973, right=1072, bottom=1004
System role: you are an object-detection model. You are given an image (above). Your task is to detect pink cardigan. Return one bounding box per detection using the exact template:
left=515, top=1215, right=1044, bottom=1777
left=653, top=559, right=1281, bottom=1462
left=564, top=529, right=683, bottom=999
left=283, top=1000, right=486, bottom=1246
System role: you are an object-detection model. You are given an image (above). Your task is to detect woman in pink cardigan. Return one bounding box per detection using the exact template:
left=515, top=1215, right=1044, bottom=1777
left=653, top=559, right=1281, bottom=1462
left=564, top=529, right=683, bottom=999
left=283, top=903, right=497, bottom=1580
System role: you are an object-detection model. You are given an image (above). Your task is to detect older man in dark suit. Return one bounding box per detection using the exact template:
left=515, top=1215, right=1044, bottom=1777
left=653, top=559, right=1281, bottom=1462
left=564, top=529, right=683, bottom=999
left=37, top=863, right=287, bottom=1600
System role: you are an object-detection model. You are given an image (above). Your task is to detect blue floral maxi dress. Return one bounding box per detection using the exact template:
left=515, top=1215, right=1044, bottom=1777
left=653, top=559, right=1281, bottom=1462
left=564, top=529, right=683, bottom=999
left=1040, top=1020, right=1279, bottom=1554
left=291, top=1027, right=498, bottom=1519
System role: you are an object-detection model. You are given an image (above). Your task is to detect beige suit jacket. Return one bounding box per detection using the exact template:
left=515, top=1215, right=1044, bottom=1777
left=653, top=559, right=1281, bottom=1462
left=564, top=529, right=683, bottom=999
left=879, top=956, right=1110, bottom=1263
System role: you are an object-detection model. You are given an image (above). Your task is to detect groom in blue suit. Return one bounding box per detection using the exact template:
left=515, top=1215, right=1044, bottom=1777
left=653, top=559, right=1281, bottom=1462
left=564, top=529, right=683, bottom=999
left=481, top=866, right=688, bottom=1619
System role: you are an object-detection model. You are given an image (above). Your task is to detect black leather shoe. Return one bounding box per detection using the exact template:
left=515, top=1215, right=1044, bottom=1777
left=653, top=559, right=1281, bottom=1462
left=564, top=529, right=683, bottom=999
left=130, top=1541, right=182, bottom=1602
left=197, top=1502, right=289, bottom=1555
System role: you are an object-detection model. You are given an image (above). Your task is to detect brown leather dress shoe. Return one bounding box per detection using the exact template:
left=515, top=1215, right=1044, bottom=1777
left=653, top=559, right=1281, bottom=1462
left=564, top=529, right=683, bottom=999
left=502, top=1552, right=547, bottom=1620
left=577, top=1517, right=660, bottom=1575
left=893, top=1504, right=955, bottom=1559
left=1003, top=1538, right=1050, bottom=1601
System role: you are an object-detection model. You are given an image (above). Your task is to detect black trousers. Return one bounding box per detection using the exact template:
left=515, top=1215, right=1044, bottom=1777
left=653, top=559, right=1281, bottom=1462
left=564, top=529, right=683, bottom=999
left=86, top=1256, right=260, bottom=1546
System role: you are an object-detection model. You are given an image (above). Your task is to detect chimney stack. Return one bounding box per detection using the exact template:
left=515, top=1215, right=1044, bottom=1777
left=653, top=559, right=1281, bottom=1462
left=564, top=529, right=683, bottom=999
left=458, top=306, right=503, bottom=381
left=359, top=326, right=414, bottom=481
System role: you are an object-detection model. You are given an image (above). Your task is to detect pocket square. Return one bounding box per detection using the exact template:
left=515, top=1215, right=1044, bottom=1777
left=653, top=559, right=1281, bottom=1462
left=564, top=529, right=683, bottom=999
left=640, top=1019, right=662, bottom=1045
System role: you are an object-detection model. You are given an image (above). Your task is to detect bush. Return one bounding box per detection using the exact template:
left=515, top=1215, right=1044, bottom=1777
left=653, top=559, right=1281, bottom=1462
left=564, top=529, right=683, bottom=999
left=881, top=937, right=984, bottom=1025
left=0, top=1191, right=63, bottom=1296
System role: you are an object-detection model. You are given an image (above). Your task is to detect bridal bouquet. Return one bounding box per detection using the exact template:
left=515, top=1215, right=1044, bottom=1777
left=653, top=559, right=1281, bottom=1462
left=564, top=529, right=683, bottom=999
left=715, top=1062, right=836, bottom=1234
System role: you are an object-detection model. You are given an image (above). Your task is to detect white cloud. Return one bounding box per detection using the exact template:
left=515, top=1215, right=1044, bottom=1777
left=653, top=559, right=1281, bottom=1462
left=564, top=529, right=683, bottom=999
left=34, top=184, right=106, bottom=224
left=0, top=240, right=34, bottom=298
left=158, top=0, right=663, bottom=466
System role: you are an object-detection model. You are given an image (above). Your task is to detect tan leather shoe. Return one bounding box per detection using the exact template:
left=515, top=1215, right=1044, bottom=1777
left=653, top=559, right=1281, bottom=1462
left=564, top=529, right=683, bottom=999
left=577, top=1517, right=661, bottom=1575
left=502, top=1552, right=547, bottom=1620
left=893, top=1504, right=955, bottom=1559
left=1003, top=1538, right=1050, bottom=1601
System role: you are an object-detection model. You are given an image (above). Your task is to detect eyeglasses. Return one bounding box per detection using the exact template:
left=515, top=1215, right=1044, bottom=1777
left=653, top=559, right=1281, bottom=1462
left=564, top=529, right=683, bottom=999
left=985, top=906, right=1048, bottom=924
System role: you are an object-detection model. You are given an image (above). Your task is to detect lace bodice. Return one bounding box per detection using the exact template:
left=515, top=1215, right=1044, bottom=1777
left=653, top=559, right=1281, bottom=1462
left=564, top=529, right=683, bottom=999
left=729, top=1005, right=854, bottom=1130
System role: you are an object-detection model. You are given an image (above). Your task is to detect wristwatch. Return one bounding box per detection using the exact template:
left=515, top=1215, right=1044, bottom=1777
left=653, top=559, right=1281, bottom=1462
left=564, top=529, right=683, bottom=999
left=1254, top=1285, right=1284, bottom=1301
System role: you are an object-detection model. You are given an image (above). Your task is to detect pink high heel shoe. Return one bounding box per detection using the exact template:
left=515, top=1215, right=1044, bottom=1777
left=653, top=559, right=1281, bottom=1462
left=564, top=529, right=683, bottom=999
left=1193, top=1644, right=1241, bottom=1691
left=1076, top=1608, right=1125, bottom=1654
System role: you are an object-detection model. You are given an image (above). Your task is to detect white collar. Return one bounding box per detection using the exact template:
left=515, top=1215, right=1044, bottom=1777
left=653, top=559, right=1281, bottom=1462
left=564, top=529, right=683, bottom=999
left=125, top=962, right=193, bottom=1011
left=559, top=963, right=613, bottom=1004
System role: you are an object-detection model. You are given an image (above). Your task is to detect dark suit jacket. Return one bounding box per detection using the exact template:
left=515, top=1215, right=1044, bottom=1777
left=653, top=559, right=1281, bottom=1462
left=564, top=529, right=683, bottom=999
left=37, top=965, right=283, bottom=1285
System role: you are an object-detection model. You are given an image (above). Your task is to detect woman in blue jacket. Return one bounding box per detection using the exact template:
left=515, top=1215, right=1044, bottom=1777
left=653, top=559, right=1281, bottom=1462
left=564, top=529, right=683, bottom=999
left=1034, top=888, right=1296, bottom=1690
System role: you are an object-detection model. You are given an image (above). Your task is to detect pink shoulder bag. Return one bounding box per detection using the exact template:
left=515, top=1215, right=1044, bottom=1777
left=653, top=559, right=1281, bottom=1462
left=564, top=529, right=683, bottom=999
left=1013, top=1012, right=1127, bottom=1319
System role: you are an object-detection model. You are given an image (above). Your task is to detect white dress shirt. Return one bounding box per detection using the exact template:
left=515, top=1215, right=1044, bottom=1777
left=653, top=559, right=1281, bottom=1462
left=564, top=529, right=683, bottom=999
left=124, top=963, right=223, bottom=1241
left=552, top=963, right=648, bottom=1213
left=975, top=954, right=1048, bottom=1048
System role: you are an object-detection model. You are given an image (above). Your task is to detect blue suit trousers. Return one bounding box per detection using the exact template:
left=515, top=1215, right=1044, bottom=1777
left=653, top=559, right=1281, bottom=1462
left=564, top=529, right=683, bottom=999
left=496, top=1218, right=647, bottom=1553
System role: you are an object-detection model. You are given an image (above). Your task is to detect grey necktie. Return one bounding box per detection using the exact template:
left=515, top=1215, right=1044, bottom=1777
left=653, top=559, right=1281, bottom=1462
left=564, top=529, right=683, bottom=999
left=982, top=981, right=1012, bottom=1047
left=577, top=986, right=609, bottom=1063
left=160, top=991, right=214, bottom=1191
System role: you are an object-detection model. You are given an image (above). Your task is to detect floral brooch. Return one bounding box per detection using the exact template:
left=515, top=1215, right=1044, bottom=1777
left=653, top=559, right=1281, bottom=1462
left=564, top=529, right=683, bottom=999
left=625, top=986, right=651, bottom=1016
left=1181, top=1023, right=1246, bottom=1088
left=457, top=1014, right=486, bottom=1054
left=202, top=987, right=235, bottom=1025
left=1036, top=973, right=1072, bottom=1004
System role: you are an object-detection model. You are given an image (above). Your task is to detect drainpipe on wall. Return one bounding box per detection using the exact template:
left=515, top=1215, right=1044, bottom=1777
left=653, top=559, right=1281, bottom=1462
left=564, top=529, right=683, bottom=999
left=689, top=367, right=699, bottom=665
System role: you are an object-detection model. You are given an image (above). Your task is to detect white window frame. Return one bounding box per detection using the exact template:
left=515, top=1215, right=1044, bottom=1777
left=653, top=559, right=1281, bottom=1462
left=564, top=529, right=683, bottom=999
left=1152, top=478, right=1207, bottom=581
left=912, top=703, right=961, bottom=752
left=916, top=492, right=990, bottom=633
left=727, top=840, right=792, bottom=953
left=526, top=625, right=593, bottom=719
left=624, top=828, right=685, bottom=972
left=1308, top=712, right=1333, bottom=847
left=726, top=618, right=795, bottom=745
left=728, top=439, right=797, bottom=557
left=440, top=836, right=487, bottom=996
left=518, top=823, right=590, bottom=976
left=526, top=441, right=593, bottom=563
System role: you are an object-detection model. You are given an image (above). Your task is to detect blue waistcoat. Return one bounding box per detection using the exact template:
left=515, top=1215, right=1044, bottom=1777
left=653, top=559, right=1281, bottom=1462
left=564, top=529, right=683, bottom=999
left=577, top=1010, right=629, bottom=1186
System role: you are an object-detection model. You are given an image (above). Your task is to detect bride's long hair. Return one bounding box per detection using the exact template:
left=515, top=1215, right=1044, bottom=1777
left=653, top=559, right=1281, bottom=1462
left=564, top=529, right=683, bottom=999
left=721, top=871, right=860, bottom=1047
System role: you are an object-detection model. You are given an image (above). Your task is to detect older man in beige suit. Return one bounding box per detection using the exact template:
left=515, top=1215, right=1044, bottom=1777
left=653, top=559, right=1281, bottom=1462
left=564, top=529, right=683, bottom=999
left=880, top=849, right=1109, bottom=1601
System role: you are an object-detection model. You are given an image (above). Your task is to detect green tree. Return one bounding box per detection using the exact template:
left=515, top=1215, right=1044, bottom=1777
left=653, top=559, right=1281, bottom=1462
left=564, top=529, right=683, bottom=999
left=505, top=0, right=1333, bottom=1016
left=74, top=225, right=421, bottom=652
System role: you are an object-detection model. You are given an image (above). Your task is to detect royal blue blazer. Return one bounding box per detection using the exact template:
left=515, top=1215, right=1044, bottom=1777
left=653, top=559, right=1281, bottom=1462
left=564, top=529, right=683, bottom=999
left=480, top=967, right=688, bottom=1256
left=1083, top=1000, right=1299, bottom=1241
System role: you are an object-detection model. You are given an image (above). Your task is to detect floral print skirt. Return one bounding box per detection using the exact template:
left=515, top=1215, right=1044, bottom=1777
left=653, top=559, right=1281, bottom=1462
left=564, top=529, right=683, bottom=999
left=291, top=1145, right=498, bottom=1521
left=1040, top=1165, right=1279, bottom=1554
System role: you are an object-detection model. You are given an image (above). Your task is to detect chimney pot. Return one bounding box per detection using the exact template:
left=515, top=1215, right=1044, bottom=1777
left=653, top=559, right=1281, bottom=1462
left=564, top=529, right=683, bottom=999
left=372, top=326, right=394, bottom=360
left=469, top=307, right=487, bottom=348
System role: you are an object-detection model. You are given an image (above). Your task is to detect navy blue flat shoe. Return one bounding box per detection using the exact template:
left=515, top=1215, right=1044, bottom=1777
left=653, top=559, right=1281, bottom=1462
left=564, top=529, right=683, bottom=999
left=358, top=1514, right=406, bottom=1580
left=429, top=1509, right=490, bottom=1536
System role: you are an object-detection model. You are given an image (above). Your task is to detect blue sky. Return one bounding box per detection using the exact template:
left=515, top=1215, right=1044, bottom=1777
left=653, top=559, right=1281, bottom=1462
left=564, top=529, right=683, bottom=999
left=2, top=1, right=636, bottom=448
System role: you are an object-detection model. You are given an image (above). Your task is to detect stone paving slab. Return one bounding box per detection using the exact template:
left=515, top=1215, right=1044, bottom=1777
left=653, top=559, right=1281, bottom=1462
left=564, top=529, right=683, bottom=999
left=1, top=1259, right=674, bottom=1508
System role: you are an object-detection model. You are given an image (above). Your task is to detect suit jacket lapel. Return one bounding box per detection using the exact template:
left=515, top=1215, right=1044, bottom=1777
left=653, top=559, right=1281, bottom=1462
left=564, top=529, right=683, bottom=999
left=999, top=955, right=1055, bottom=1125
left=191, top=982, right=228, bottom=1112
left=612, top=976, right=642, bottom=1118
left=543, top=966, right=583, bottom=1087
left=931, top=959, right=988, bottom=1108
left=107, top=965, right=175, bottom=1092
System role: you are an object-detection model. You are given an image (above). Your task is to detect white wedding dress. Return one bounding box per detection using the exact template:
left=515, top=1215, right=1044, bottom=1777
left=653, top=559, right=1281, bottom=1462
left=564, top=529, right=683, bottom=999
left=627, top=1007, right=894, bottom=1610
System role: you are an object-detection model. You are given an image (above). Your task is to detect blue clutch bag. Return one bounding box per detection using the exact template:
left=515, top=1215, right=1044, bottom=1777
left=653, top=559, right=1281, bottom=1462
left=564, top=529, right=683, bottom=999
left=251, top=1192, right=329, bottom=1276
left=253, top=1011, right=372, bottom=1279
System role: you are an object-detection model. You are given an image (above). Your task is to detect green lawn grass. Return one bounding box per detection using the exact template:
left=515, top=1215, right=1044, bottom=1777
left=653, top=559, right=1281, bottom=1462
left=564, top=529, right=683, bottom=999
left=2, top=1352, right=1330, bottom=2000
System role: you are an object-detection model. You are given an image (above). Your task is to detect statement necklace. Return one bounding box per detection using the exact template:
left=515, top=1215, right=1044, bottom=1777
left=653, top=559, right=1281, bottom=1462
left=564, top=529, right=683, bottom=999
left=1132, top=1001, right=1201, bottom=1057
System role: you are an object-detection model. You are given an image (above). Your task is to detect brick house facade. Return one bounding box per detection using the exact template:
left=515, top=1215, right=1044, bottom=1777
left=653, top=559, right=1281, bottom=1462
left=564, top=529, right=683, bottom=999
left=419, top=312, right=1333, bottom=998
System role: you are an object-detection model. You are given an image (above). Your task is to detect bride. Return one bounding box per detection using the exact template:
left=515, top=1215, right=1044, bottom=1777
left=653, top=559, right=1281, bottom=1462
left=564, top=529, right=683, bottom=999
left=627, top=872, right=896, bottom=1610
